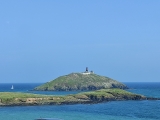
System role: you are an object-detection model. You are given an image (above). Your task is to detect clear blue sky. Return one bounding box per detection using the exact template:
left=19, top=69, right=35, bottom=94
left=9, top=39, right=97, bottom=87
left=0, top=0, right=160, bottom=83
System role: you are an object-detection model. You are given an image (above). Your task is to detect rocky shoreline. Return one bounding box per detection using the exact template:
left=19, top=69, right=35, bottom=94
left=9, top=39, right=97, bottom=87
left=0, top=89, right=159, bottom=106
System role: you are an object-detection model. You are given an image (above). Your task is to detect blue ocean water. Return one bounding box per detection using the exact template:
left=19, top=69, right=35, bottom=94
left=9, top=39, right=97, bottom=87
left=0, top=82, right=160, bottom=120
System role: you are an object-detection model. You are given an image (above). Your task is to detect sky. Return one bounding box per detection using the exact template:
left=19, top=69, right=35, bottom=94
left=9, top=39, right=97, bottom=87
left=0, top=0, right=160, bottom=83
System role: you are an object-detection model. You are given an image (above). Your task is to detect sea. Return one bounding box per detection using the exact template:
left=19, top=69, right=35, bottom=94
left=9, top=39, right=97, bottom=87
left=0, top=82, right=160, bottom=120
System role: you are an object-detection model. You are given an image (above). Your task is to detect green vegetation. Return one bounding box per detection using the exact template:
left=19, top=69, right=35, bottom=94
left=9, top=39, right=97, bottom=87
left=34, top=73, right=127, bottom=91
left=74, top=88, right=145, bottom=101
left=0, top=89, right=148, bottom=106
left=0, top=92, right=46, bottom=103
left=0, top=92, right=44, bottom=99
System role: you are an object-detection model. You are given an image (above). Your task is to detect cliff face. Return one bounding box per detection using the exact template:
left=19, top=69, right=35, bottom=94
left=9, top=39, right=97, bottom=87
left=34, top=73, right=128, bottom=91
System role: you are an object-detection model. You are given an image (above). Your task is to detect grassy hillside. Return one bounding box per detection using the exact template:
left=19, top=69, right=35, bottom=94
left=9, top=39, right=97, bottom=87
left=34, top=73, right=127, bottom=91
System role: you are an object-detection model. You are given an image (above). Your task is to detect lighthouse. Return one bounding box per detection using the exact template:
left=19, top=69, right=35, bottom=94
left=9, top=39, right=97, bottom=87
left=82, top=67, right=94, bottom=75
left=86, top=67, right=88, bottom=72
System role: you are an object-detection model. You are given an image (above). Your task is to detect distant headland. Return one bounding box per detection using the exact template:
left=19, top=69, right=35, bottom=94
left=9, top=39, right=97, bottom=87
left=0, top=88, right=159, bottom=106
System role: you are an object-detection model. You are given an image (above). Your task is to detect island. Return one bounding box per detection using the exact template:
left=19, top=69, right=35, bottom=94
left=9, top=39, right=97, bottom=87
left=34, top=68, right=128, bottom=91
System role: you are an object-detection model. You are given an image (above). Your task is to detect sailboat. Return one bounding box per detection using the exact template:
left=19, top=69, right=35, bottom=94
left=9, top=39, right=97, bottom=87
left=11, top=85, right=14, bottom=89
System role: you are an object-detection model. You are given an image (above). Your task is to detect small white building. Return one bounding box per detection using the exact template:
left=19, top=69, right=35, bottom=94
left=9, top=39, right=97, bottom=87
left=82, top=72, right=91, bottom=75
left=81, top=67, right=94, bottom=75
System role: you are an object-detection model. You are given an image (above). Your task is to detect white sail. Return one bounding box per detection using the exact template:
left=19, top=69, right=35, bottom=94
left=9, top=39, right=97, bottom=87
left=11, top=85, right=14, bottom=90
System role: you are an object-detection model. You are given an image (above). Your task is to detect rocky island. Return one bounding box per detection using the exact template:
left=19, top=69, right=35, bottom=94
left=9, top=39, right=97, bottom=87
left=34, top=68, right=127, bottom=91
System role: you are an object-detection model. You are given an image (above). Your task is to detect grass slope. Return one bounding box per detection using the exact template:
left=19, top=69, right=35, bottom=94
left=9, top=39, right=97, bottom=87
left=34, top=73, right=127, bottom=91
